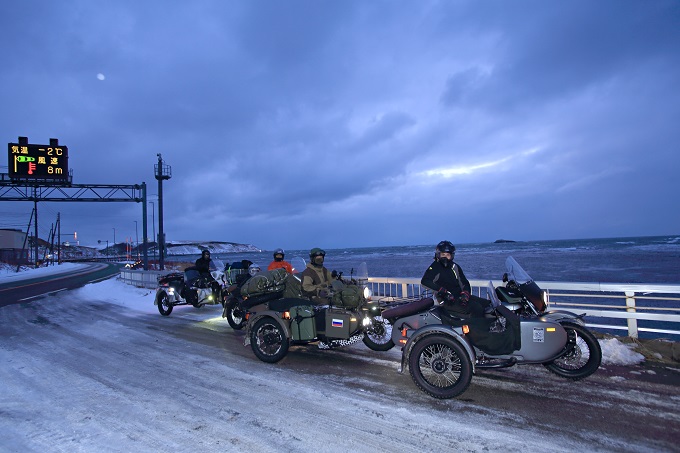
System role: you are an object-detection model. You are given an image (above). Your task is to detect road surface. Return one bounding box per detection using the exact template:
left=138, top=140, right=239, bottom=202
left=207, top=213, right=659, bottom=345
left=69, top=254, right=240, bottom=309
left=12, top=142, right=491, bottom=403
left=0, top=262, right=120, bottom=307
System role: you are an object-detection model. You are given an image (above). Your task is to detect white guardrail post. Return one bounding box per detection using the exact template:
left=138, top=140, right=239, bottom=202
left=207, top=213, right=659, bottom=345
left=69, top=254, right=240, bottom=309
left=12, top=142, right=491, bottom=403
left=625, top=291, right=638, bottom=338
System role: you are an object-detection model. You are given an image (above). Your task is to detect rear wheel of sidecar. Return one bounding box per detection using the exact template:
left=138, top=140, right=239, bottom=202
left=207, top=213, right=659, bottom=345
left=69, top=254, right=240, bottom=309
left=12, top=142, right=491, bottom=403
left=544, top=323, right=602, bottom=380
left=409, top=334, right=472, bottom=399
left=156, top=291, right=173, bottom=316
left=250, top=317, right=289, bottom=363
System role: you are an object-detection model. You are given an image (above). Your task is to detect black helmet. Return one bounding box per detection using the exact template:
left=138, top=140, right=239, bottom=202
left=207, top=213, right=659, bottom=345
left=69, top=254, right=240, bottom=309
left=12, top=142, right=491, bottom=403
left=273, top=248, right=285, bottom=261
left=435, top=241, right=455, bottom=267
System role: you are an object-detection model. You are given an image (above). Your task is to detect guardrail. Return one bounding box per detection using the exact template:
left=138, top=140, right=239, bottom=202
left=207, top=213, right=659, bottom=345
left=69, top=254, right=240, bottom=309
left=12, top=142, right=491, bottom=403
left=119, top=269, right=680, bottom=339
left=366, top=277, right=680, bottom=339
left=119, top=269, right=169, bottom=289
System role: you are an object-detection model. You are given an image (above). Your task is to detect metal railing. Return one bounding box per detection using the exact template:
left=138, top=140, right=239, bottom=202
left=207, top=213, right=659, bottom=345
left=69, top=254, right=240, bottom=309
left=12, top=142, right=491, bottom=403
left=119, top=269, right=680, bottom=338
left=366, top=277, right=680, bottom=339
left=120, top=269, right=170, bottom=289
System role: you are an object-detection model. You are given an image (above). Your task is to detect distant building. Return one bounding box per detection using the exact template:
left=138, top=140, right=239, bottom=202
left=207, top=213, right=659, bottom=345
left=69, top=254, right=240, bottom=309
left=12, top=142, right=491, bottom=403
left=0, top=228, right=29, bottom=265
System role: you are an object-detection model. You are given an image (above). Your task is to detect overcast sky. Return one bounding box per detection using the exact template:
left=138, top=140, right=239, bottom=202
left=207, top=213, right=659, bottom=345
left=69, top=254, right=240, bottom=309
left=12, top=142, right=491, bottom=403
left=1, top=0, right=678, bottom=251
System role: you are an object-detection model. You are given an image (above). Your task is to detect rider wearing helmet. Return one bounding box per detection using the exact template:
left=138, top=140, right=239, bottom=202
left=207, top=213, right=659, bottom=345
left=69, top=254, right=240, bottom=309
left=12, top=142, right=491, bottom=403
left=195, top=249, right=212, bottom=274
left=421, top=240, right=490, bottom=318
left=248, top=263, right=261, bottom=276
left=192, top=249, right=219, bottom=297
left=267, top=248, right=293, bottom=274
left=301, top=247, right=333, bottom=304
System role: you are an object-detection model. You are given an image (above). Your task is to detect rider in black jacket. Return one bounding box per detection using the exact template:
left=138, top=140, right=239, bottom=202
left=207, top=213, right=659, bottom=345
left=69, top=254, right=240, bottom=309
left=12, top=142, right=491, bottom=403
left=421, top=241, right=490, bottom=318
left=192, top=250, right=219, bottom=293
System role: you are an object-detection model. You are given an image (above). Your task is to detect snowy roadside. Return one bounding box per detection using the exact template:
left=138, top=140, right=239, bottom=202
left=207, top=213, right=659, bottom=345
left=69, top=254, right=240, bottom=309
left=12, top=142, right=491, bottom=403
left=0, top=262, right=89, bottom=282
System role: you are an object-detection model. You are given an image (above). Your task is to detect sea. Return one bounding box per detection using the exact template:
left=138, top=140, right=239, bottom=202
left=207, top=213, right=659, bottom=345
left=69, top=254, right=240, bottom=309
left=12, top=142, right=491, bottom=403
left=176, top=235, right=680, bottom=284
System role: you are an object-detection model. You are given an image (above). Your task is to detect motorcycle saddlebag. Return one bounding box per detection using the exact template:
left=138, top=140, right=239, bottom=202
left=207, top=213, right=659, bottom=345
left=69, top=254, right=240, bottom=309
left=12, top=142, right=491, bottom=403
left=324, top=309, right=355, bottom=339
left=331, top=284, right=363, bottom=308
left=290, top=305, right=316, bottom=341
left=283, top=274, right=302, bottom=298
left=240, top=268, right=288, bottom=297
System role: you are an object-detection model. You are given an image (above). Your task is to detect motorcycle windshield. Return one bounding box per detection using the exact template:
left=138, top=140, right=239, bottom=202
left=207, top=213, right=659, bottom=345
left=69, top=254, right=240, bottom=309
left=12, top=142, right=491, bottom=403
left=290, top=257, right=306, bottom=274
left=505, top=256, right=533, bottom=284
left=355, top=262, right=368, bottom=281
left=505, top=257, right=545, bottom=312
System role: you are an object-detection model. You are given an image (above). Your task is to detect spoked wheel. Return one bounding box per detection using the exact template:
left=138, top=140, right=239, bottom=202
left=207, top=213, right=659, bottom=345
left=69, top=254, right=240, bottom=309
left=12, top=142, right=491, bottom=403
left=156, top=291, right=173, bottom=316
left=544, top=323, right=601, bottom=380
left=362, top=316, right=395, bottom=351
left=250, top=317, right=289, bottom=363
left=408, top=334, right=472, bottom=399
left=225, top=298, right=246, bottom=330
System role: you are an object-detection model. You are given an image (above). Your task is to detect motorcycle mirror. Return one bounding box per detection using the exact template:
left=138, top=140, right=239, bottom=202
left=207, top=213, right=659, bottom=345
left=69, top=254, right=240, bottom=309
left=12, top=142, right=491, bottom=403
left=502, top=272, right=508, bottom=283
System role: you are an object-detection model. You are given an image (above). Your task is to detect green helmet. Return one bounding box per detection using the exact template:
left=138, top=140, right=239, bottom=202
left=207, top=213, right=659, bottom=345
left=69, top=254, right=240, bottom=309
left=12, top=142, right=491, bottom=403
left=309, top=248, right=326, bottom=258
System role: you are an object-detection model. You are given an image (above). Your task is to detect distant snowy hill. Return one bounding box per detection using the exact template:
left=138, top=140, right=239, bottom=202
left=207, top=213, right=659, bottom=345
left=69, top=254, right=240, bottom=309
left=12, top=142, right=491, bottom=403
left=165, top=241, right=260, bottom=255
left=59, top=240, right=260, bottom=257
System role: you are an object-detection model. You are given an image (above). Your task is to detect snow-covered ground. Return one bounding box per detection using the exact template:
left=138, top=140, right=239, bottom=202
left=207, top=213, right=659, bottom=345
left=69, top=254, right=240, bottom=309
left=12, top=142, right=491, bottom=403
left=2, top=264, right=678, bottom=452
left=0, top=262, right=89, bottom=282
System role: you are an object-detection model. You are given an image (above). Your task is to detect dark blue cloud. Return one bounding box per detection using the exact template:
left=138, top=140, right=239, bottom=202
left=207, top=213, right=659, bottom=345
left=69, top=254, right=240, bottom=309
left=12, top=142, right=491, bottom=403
left=1, top=0, right=678, bottom=250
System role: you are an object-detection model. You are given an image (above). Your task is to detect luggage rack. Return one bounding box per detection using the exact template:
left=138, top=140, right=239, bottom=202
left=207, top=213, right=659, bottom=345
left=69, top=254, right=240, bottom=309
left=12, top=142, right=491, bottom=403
left=223, top=268, right=248, bottom=285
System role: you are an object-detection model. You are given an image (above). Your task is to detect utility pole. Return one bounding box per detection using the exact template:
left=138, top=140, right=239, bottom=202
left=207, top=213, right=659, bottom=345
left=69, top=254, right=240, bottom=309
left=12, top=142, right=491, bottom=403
left=33, top=187, right=39, bottom=268
left=154, top=154, right=171, bottom=270
left=57, top=212, right=61, bottom=264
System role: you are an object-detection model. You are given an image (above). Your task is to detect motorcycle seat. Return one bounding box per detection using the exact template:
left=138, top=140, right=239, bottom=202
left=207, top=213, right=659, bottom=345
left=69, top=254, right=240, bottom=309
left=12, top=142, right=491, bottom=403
left=382, top=297, right=434, bottom=320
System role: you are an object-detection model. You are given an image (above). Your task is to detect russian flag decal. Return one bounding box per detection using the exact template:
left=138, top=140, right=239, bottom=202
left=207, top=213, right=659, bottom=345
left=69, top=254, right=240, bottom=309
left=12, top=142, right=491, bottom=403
left=332, top=319, right=343, bottom=328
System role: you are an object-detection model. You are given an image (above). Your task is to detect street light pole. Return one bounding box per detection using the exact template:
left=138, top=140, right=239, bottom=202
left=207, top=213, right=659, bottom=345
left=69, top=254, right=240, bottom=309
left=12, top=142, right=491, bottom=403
left=112, top=227, right=116, bottom=258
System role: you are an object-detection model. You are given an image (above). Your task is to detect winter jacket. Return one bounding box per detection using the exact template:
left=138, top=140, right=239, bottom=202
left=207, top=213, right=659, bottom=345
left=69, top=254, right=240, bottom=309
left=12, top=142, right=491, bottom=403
left=301, top=263, right=333, bottom=303
left=421, top=260, right=471, bottom=297
left=268, top=260, right=294, bottom=274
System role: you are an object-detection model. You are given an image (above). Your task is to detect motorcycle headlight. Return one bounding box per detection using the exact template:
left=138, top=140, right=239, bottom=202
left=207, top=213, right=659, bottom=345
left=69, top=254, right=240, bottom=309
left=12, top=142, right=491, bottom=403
left=363, top=287, right=372, bottom=300
left=167, top=287, right=175, bottom=294
left=362, top=316, right=372, bottom=327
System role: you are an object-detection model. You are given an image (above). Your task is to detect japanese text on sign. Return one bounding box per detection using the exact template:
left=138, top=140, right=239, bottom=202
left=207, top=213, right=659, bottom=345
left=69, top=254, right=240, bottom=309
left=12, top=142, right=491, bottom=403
left=8, top=142, right=69, bottom=180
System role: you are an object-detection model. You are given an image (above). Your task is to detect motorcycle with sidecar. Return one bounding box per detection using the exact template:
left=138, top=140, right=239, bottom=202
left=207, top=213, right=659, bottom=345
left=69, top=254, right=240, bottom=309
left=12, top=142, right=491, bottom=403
left=381, top=256, right=602, bottom=399
left=242, top=263, right=394, bottom=362
left=154, top=259, right=226, bottom=316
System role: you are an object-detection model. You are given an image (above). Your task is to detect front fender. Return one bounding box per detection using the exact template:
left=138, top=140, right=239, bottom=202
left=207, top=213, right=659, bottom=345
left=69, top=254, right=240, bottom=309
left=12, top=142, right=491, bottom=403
left=399, top=324, right=475, bottom=375
left=540, top=310, right=586, bottom=327
left=243, top=311, right=292, bottom=347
